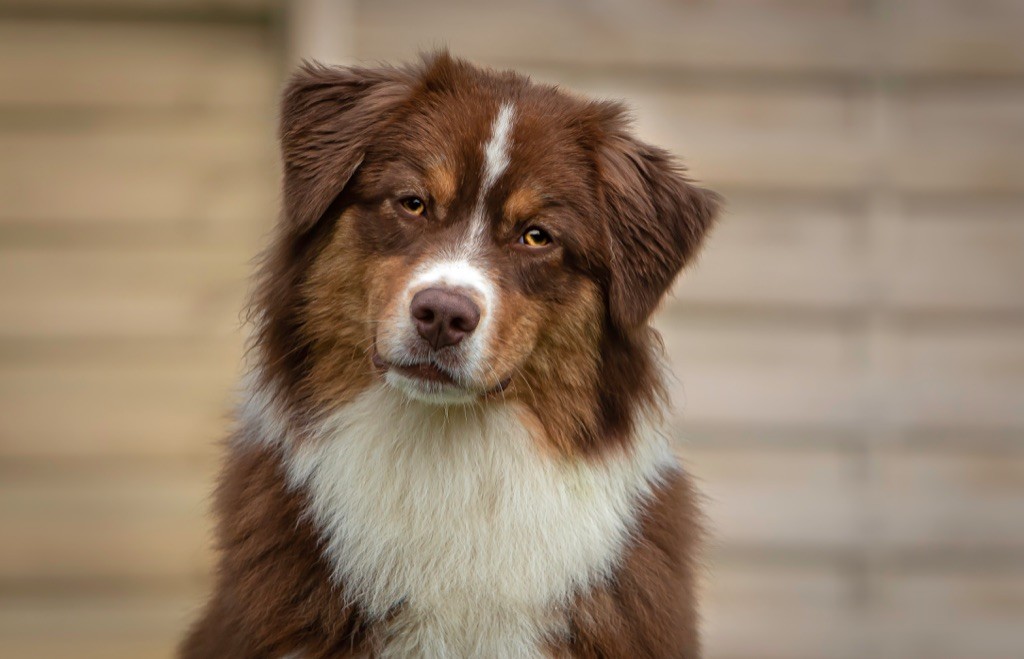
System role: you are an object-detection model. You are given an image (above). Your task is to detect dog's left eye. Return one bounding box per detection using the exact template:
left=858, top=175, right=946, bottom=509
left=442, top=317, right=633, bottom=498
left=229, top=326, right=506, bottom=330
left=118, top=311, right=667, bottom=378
left=398, top=196, right=426, bottom=217
left=520, top=227, right=553, bottom=248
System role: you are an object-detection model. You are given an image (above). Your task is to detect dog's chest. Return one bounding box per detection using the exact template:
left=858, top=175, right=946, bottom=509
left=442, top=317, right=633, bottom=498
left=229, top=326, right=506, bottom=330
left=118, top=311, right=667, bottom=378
left=282, top=386, right=671, bottom=657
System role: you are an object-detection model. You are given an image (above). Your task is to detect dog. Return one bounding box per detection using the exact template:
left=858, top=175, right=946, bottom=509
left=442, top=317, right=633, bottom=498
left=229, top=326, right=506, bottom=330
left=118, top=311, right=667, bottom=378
left=180, top=52, right=720, bottom=658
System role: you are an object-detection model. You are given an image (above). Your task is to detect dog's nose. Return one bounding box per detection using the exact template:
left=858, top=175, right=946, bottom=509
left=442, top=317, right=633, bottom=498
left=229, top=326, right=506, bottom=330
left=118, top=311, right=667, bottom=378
left=410, top=287, right=481, bottom=349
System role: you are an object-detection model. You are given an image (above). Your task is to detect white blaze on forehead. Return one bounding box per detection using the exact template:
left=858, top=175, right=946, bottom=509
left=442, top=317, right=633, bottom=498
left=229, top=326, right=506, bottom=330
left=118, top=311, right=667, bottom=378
left=463, top=103, right=516, bottom=248
left=481, top=103, right=515, bottom=194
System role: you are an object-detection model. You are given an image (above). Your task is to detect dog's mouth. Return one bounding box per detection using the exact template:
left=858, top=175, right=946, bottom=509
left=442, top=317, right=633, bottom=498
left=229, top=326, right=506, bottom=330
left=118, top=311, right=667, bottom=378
left=371, top=348, right=511, bottom=401
left=372, top=350, right=458, bottom=386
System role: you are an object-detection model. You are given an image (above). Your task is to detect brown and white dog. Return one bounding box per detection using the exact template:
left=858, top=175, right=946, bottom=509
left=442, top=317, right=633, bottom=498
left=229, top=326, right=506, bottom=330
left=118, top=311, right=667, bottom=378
left=181, top=52, right=720, bottom=658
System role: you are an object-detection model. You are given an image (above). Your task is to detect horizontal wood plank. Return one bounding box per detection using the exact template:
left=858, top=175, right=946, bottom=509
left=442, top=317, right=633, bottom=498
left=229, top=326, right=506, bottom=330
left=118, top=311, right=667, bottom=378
left=0, top=464, right=215, bottom=582
left=703, top=560, right=863, bottom=659
left=658, top=312, right=867, bottom=428
left=0, top=245, right=253, bottom=338
left=886, top=0, right=1024, bottom=76
left=0, top=0, right=275, bottom=13
left=0, top=20, right=279, bottom=110
left=356, top=0, right=1024, bottom=77
left=557, top=79, right=1024, bottom=192
left=658, top=313, right=1024, bottom=432
left=682, top=445, right=863, bottom=552
left=876, top=448, right=1024, bottom=553
left=551, top=78, right=872, bottom=191
left=891, top=199, right=1024, bottom=312
left=890, top=85, right=1024, bottom=192
left=670, top=195, right=868, bottom=310
left=0, top=120, right=277, bottom=231
left=356, top=0, right=870, bottom=75
left=0, top=343, right=241, bottom=458
left=668, top=195, right=1024, bottom=312
left=0, top=589, right=202, bottom=659
left=873, top=567, right=1024, bottom=659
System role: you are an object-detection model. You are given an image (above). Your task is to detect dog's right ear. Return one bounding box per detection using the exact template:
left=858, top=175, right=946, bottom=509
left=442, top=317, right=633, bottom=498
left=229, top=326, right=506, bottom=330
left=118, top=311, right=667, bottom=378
left=280, top=62, right=412, bottom=233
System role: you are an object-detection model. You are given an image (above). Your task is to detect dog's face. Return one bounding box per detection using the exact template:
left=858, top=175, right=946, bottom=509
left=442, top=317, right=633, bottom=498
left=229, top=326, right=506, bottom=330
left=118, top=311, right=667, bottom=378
left=312, top=94, right=610, bottom=409
left=260, top=54, right=719, bottom=454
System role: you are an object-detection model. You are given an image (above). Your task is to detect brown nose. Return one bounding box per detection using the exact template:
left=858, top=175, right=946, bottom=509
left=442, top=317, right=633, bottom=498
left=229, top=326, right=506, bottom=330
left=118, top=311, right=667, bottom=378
left=410, top=287, right=481, bottom=349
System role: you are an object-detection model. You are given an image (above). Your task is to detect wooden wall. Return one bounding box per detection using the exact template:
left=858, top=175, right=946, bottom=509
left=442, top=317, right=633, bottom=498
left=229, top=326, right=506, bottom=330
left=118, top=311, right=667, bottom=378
left=1, top=1, right=1022, bottom=657
left=0, top=1, right=282, bottom=656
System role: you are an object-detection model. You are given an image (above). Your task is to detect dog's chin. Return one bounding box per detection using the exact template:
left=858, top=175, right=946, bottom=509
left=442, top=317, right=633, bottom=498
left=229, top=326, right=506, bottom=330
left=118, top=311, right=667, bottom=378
left=383, top=369, right=481, bottom=406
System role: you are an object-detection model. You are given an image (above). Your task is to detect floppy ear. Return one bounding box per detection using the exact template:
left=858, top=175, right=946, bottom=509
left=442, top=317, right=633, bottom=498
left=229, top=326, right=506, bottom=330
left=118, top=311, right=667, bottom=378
left=595, top=110, right=721, bottom=331
left=279, top=61, right=413, bottom=233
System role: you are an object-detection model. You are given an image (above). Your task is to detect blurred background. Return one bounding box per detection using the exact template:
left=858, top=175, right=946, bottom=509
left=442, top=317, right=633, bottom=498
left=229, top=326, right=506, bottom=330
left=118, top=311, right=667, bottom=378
left=1, top=0, right=1022, bottom=657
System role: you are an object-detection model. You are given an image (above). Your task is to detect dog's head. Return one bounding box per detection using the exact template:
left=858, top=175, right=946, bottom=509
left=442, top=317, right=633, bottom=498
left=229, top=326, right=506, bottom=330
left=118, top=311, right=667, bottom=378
left=255, top=53, right=719, bottom=454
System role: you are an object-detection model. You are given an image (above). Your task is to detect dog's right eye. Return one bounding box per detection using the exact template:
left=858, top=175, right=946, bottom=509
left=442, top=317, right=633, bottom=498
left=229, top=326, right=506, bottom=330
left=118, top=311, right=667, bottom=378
left=398, top=196, right=427, bottom=217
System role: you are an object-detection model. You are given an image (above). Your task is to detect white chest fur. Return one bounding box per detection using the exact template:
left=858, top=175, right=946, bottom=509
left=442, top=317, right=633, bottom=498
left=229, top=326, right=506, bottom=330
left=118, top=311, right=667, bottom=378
left=280, top=385, right=675, bottom=657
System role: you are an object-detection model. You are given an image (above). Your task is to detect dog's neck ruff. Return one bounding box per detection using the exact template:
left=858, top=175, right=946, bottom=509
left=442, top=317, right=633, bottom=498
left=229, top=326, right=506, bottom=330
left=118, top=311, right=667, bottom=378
left=244, top=382, right=677, bottom=657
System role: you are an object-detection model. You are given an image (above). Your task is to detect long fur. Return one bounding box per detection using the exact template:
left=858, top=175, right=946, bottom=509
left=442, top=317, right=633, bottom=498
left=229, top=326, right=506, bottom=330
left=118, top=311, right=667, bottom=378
left=283, top=384, right=676, bottom=656
left=181, top=52, right=719, bottom=658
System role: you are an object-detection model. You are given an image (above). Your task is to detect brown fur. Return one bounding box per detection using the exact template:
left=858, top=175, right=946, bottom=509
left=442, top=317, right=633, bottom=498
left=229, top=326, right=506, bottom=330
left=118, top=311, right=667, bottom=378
left=182, top=441, right=702, bottom=658
left=183, top=52, right=719, bottom=658
left=181, top=443, right=378, bottom=658
left=554, top=470, right=704, bottom=657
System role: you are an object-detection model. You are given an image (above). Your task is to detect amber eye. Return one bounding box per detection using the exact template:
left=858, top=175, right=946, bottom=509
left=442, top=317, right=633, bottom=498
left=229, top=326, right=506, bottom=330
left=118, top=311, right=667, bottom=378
left=520, top=227, right=552, bottom=248
left=398, top=196, right=426, bottom=217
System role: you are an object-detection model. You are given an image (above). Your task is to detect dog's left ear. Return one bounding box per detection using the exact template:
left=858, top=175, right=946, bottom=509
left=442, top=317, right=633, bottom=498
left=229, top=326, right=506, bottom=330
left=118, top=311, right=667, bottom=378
left=595, top=108, right=721, bottom=332
left=280, top=62, right=413, bottom=233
